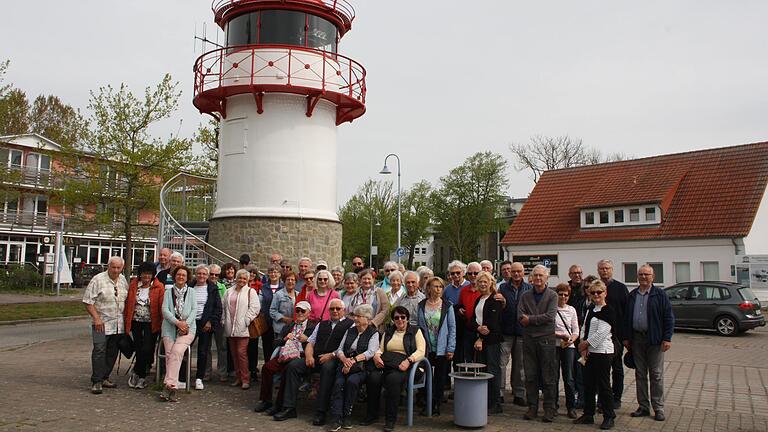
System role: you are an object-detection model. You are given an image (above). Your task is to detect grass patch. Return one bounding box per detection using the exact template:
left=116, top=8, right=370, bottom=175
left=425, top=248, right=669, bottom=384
left=0, top=301, right=88, bottom=322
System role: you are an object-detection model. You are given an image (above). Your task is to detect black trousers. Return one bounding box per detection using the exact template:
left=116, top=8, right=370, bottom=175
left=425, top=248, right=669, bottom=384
left=282, top=356, right=338, bottom=411
left=428, top=353, right=450, bottom=409
left=90, top=328, right=120, bottom=384
left=130, top=321, right=157, bottom=378
left=248, top=330, right=275, bottom=374
left=194, top=320, right=214, bottom=380
left=330, top=368, right=368, bottom=419
left=583, top=353, right=615, bottom=419
left=367, top=368, right=408, bottom=424
left=611, top=344, right=624, bottom=401
left=477, top=342, right=502, bottom=410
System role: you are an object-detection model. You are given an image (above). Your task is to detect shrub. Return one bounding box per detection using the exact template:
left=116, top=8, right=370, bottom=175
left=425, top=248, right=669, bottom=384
left=0, top=264, right=46, bottom=291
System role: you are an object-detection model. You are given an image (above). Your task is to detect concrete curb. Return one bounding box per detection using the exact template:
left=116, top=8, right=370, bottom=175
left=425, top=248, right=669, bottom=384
left=0, top=315, right=90, bottom=326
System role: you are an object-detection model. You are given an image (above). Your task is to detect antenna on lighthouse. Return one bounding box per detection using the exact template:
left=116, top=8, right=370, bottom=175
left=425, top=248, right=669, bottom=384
left=194, top=21, right=223, bottom=55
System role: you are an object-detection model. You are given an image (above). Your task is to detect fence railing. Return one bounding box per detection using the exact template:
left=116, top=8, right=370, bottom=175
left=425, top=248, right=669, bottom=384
left=211, top=0, right=355, bottom=28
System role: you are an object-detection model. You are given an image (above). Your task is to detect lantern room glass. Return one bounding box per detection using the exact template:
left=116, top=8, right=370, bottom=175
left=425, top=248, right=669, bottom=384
left=225, top=10, right=338, bottom=52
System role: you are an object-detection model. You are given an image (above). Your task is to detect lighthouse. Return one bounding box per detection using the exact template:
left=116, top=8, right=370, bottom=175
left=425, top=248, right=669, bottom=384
left=193, top=0, right=366, bottom=267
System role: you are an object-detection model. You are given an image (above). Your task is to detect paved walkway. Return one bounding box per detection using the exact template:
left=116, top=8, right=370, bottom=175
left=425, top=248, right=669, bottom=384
left=1, top=327, right=767, bottom=431
left=0, top=289, right=84, bottom=304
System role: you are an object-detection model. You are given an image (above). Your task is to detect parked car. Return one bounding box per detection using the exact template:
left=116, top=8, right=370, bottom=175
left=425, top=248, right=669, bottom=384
left=664, top=281, right=765, bottom=336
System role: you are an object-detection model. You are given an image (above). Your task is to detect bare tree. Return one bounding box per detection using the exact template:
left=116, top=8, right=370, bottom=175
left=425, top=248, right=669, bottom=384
left=510, top=135, right=627, bottom=182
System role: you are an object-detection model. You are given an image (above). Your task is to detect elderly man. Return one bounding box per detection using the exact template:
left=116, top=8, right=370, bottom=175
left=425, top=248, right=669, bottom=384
left=262, top=253, right=283, bottom=284
left=566, top=264, right=587, bottom=407
left=206, top=263, right=230, bottom=382
left=457, top=262, right=483, bottom=363
left=496, top=261, right=530, bottom=406
left=156, top=251, right=183, bottom=289
left=295, top=257, right=313, bottom=294
left=83, top=256, right=129, bottom=394
left=394, top=271, right=425, bottom=325
left=480, top=259, right=494, bottom=275
left=351, top=256, right=365, bottom=273
left=624, top=265, right=674, bottom=422
left=155, top=247, right=171, bottom=275
left=376, top=261, right=399, bottom=292
left=274, top=298, right=353, bottom=424
left=597, top=259, right=629, bottom=409
left=518, top=264, right=558, bottom=422
left=443, top=260, right=469, bottom=306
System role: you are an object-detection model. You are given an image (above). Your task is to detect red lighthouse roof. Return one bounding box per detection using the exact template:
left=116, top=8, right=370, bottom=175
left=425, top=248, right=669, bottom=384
left=212, top=0, right=355, bottom=36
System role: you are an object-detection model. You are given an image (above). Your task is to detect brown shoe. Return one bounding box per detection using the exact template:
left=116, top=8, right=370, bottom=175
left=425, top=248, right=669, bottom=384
left=567, top=409, right=578, bottom=419
left=523, top=407, right=538, bottom=420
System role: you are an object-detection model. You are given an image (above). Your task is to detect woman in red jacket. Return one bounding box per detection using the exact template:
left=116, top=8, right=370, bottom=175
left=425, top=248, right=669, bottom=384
left=124, top=262, right=165, bottom=389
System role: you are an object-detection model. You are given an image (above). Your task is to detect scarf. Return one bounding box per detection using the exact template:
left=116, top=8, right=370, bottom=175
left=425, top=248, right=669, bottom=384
left=173, top=284, right=188, bottom=319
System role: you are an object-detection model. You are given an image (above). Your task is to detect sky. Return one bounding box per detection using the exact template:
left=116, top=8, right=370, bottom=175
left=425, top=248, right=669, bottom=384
left=2, top=0, right=767, bottom=204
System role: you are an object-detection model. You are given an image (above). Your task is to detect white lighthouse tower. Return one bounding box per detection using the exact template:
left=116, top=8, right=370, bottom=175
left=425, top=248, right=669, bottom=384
left=193, top=0, right=366, bottom=267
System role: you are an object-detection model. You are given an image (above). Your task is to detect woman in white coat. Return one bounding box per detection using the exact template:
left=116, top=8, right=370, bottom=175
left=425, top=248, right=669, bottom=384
left=223, top=268, right=260, bottom=389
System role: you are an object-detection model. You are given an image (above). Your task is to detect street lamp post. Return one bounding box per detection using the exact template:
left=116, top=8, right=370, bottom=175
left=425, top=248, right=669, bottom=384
left=380, top=153, right=401, bottom=263
left=369, top=213, right=380, bottom=268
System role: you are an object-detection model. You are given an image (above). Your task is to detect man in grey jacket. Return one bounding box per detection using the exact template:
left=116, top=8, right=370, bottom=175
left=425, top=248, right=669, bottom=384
left=518, top=264, right=558, bottom=422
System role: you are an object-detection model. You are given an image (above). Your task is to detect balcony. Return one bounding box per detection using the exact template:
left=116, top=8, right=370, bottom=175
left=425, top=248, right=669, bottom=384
left=0, top=211, right=155, bottom=239
left=1, top=166, right=54, bottom=190
left=193, top=44, right=366, bottom=125
left=211, top=0, right=355, bottom=34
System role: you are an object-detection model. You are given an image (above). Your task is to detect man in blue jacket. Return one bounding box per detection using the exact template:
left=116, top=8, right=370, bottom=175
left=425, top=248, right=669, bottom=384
left=495, top=261, right=530, bottom=406
left=623, top=264, right=674, bottom=422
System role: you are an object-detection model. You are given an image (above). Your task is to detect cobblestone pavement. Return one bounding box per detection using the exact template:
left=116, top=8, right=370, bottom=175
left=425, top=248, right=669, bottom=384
left=1, top=327, right=768, bottom=432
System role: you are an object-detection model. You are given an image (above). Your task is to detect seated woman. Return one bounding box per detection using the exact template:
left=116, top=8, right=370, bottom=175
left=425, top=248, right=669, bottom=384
left=254, top=301, right=316, bottom=416
left=365, top=306, right=427, bottom=431
left=416, top=276, right=456, bottom=416
left=327, top=304, right=379, bottom=432
left=124, top=262, right=164, bottom=390
left=160, top=265, right=197, bottom=402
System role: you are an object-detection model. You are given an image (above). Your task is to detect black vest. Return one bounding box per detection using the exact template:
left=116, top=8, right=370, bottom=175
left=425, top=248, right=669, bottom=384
left=315, top=318, right=354, bottom=356
left=342, top=325, right=377, bottom=357
left=381, top=324, right=419, bottom=356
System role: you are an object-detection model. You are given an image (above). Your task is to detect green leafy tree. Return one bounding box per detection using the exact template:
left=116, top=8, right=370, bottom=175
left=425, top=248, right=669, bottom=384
left=401, top=180, right=433, bottom=269
left=429, top=151, right=509, bottom=263
left=56, top=74, right=192, bottom=274
left=339, top=179, right=397, bottom=270
left=0, top=88, right=30, bottom=136
left=28, top=95, right=88, bottom=148
left=191, top=119, right=219, bottom=177
left=0, top=59, right=11, bottom=97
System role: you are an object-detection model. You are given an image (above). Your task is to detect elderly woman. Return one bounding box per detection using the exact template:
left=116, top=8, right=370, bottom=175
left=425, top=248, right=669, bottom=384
left=307, top=269, right=341, bottom=323
left=574, top=280, right=617, bottom=430
left=365, top=306, right=427, bottom=431
left=331, top=266, right=345, bottom=291
left=207, top=263, right=230, bottom=382
left=339, top=272, right=359, bottom=316
left=394, top=271, right=425, bottom=326
left=221, top=262, right=237, bottom=288
left=160, top=265, right=196, bottom=402
left=416, top=276, right=455, bottom=416
left=270, top=270, right=298, bottom=337
left=247, top=263, right=275, bottom=382
left=471, top=271, right=503, bottom=414
left=223, top=269, right=260, bottom=389
left=554, top=283, right=580, bottom=419
left=188, top=264, right=222, bottom=391
left=351, top=269, right=388, bottom=329
left=327, top=304, right=379, bottom=431
left=124, top=262, right=164, bottom=390
left=416, top=266, right=434, bottom=293
left=386, top=270, right=405, bottom=305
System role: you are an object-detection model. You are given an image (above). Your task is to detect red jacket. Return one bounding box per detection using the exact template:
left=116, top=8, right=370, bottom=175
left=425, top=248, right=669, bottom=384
left=124, top=277, right=165, bottom=334
left=458, top=284, right=482, bottom=329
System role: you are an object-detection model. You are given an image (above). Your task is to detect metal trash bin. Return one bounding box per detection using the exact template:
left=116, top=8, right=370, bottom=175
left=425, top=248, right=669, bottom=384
left=450, top=362, right=493, bottom=427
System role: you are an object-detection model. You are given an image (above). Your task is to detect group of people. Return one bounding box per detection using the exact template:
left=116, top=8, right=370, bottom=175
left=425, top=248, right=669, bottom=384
left=83, top=250, right=674, bottom=431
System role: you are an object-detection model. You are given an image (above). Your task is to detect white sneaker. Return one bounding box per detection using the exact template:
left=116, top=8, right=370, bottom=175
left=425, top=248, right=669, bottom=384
left=177, top=382, right=186, bottom=390
left=136, top=378, right=147, bottom=389
left=195, top=378, right=204, bottom=390
left=127, top=373, right=137, bottom=388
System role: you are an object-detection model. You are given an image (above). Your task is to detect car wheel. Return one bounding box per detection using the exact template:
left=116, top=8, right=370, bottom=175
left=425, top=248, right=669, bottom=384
left=715, top=315, right=739, bottom=336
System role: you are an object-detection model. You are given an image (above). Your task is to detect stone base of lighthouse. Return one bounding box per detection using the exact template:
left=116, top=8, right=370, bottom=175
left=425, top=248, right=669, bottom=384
left=207, top=217, right=342, bottom=269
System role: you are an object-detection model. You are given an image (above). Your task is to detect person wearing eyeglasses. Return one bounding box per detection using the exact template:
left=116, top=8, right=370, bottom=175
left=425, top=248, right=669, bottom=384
left=223, top=269, right=260, bottom=390
left=340, top=272, right=360, bottom=315
left=307, top=269, right=341, bottom=323
left=160, top=265, right=197, bottom=401
left=566, top=264, right=586, bottom=408
left=376, top=261, right=399, bottom=293
left=274, top=298, right=353, bottom=424
left=386, top=270, right=405, bottom=306
left=470, top=271, right=504, bottom=414
left=295, top=257, right=313, bottom=294
left=327, top=304, right=379, bottom=432
left=415, top=276, right=455, bottom=417
left=497, top=261, right=530, bottom=407
left=518, top=264, right=558, bottom=422
left=574, top=280, right=617, bottom=430
left=597, top=259, right=629, bottom=410
left=351, top=256, right=365, bottom=274
left=554, top=283, right=580, bottom=419
left=124, top=262, right=164, bottom=390
left=457, top=262, right=482, bottom=363
left=186, top=264, right=223, bottom=391
left=394, top=271, right=425, bottom=326
left=255, top=301, right=316, bottom=416
left=295, top=270, right=315, bottom=304
left=270, top=271, right=299, bottom=337
left=83, top=256, right=129, bottom=395
left=331, top=266, right=345, bottom=291
left=206, top=263, right=230, bottom=382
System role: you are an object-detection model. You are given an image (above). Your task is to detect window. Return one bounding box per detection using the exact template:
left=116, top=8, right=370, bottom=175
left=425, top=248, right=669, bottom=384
left=8, top=149, right=23, bottom=168
left=649, top=263, right=664, bottom=284
left=599, top=211, right=609, bottom=224
left=623, top=262, right=638, bottom=284
left=702, top=262, right=719, bottom=280
left=629, top=208, right=640, bottom=222
left=665, top=285, right=689, bottom=300
left=26, top=152, right=50, bottom=171
left=421, top=247, right=427, bottom=254
left=645, top=207, right=656, bottom=222
left=225, top=10, right=338, bottom=52
left=674, top=262, right=691, bottom=283
left=585, top=212, right=595, bottom=225
left=614, top=209, right=624, bottom=223
left=690, top=285, right=723, bottom=301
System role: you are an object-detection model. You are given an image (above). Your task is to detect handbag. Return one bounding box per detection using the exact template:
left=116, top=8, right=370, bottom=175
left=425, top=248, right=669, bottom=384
left=246, top=289, right=270, bottom=339
left=278, top=339, right=303, bottom=363
left=381, top=351, right=408, bottom=370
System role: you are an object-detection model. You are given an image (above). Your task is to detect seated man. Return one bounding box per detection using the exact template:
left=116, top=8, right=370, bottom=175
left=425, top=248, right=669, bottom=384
left=273, top=299, right=354, bottom=424
left=254, top=301, right=316, bottom=415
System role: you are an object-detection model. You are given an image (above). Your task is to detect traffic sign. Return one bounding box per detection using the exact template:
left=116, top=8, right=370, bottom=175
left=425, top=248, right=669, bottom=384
left=396, top=247, right=406, bottom=257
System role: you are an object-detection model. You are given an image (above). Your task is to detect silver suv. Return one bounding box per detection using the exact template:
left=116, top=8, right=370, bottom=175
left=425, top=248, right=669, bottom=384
left=664, top=282, right=765, bottom=336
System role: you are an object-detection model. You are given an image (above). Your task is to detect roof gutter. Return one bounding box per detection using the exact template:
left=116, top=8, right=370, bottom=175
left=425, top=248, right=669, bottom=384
left=732, top=237, right=745, bottom=256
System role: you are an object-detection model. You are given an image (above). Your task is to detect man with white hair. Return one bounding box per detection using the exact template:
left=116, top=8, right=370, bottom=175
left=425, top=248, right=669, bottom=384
left=295, top=257, right=313, bottom=294
left=155, top=247, right=172, bottom=275
left=442, top=260, right=469, bottom=305
left=83, top=256, right=129, bottom=394
left=156, top=251, right=184, bottom=289
left=480, top=259, right=494, bottom=275
left=457, top=262, right=483, bottom=363
left=394, top=271, right=425, bottom=325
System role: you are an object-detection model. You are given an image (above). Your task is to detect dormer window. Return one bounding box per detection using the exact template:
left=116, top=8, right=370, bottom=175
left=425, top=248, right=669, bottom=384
left=629, top=208, right=640, bottom=222
left=581, top=204, right=662, bottom=228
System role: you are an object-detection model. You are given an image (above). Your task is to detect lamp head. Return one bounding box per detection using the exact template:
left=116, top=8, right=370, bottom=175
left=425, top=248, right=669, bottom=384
left=379, top=164, right=391, bottom=175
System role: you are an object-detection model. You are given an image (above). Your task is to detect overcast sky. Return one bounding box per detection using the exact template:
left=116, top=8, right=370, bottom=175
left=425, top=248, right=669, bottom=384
left=2, top=0, right=767, bottom=204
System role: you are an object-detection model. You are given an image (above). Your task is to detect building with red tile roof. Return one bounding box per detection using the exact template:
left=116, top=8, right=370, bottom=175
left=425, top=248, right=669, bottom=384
left=501, top=141, right=768, bottom=297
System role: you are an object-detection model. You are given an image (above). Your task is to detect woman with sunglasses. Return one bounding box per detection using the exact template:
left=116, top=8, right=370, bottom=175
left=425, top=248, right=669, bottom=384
left=160, top=265, right=196, bottom=402
left=255, top=301, right=316, bottom=415
left=270, top=271, right=298, bottom=337
left=365, top=306, right=426, bottom=431
left=470, top=271, right=503, bottom=414
left=554, top=283, right=580, bottom=418
left=575, top=280, right=617, bottom=430
left=307, top=269, right=341, bottom=323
